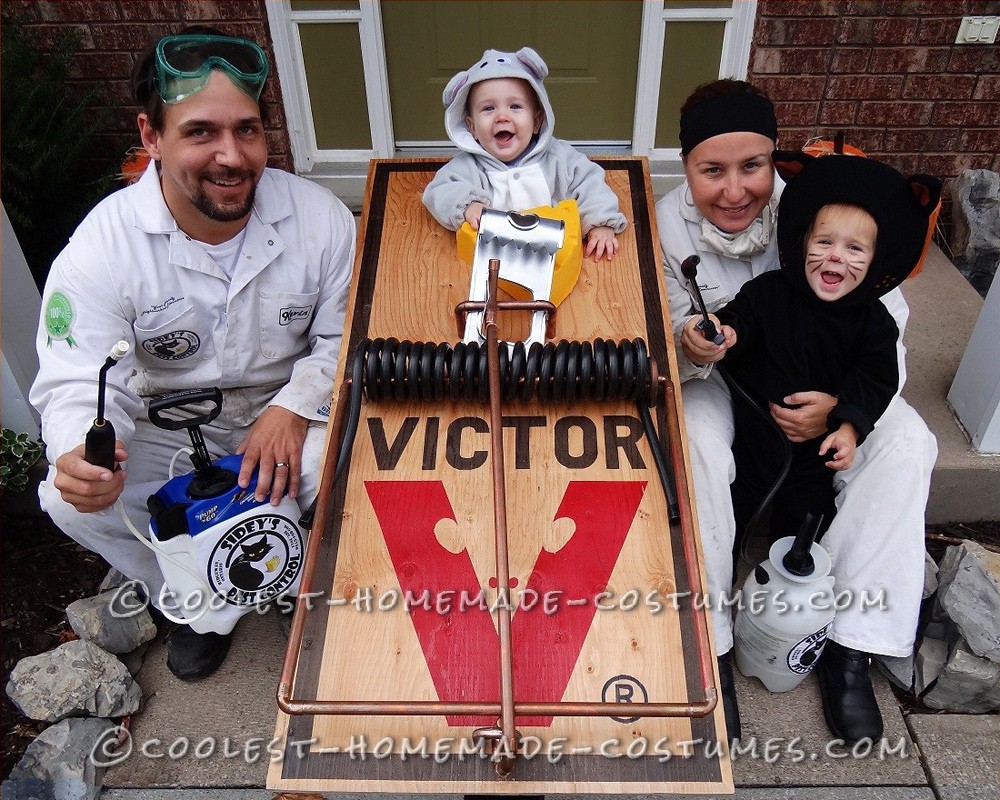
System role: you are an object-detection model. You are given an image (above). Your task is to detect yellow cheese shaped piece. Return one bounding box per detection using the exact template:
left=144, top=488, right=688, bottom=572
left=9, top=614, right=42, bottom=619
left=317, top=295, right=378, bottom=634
left=456, top=199, right=583, bottom=307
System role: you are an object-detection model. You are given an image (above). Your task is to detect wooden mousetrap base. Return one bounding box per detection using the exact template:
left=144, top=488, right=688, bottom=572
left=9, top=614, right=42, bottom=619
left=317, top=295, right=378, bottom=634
left=267, top=159, right=733, bottom=795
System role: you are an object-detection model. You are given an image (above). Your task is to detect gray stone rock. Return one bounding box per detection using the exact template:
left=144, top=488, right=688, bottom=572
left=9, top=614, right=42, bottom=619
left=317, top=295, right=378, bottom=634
left=875, top=653, right=914, bottom=690
left=3, top=717, right=116, bottom=800
left=5, top=640, right=141, bottom=723
left=119, top=640, right=152, bottom=677
left=97, top=568, right=128, bottom=594
left=915, top=636, right=949, bottom=695
left=923, top=550, right=939, bottom=599
left=922, top=637, right=1000, bottom=712
left=949, top=169, right=1000, bottom=296
left=936, top=541, right=1000, bottom=662
left=66, top=588, right=157, bottom=655
left=876, top=655, right=911, bottom=689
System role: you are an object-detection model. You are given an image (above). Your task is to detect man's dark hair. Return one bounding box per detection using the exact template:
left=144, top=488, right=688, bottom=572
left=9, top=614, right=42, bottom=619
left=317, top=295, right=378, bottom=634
left=680, top=78, right=771, bottom=116
left=131, top=25, right=265, bottom=131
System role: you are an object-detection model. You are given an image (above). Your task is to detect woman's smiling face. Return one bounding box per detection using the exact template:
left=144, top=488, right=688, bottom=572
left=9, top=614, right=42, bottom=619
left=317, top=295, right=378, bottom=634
left=684, top=132, right=775, bottom=233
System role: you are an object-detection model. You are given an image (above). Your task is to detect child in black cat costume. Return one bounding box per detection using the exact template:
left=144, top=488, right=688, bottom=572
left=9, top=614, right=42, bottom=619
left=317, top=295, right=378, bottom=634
left=685, top=150, right=941, bottom=540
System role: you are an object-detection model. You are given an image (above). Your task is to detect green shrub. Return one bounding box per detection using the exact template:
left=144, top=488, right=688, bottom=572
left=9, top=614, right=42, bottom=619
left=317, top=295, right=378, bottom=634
left=1, top=429, right=44, bottom=494
left=1, top=17, right=117, bottom=289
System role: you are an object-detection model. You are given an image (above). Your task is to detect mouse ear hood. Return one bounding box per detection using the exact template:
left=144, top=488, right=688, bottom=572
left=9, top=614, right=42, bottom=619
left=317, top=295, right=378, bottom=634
left=442, top=46, right=555, bottom=161
left=776, top=146, right=942, bottom=307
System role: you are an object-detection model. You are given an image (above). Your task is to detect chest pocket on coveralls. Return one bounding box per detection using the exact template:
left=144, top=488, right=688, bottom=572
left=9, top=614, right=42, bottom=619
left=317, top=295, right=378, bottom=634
left=135, top=303, right=216, bottom=368
left=260, top=290, right=319, bottom=360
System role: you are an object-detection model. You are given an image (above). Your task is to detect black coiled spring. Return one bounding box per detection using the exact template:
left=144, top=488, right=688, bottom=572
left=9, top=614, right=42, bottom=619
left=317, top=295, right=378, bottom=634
left=354, top=337, right=653, bottom=406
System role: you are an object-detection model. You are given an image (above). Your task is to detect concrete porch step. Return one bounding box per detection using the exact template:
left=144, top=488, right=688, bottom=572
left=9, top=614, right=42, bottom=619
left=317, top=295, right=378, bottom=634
left=899, top=246, right=1000, bottom=524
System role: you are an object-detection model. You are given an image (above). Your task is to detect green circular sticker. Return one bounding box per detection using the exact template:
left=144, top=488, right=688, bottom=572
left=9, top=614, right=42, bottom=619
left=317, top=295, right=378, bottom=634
left=45, top=291, right=76, bottom=345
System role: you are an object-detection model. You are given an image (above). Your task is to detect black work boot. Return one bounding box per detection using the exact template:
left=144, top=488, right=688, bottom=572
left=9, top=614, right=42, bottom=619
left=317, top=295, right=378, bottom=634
left=166, top=625, right=233, bottom=681
left=816, top=640, right=883, bottom=743
left=717, top=651, right=742, bottom=742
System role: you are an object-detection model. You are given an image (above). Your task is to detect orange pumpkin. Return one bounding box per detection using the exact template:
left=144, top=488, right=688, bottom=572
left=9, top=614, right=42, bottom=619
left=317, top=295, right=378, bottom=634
left=801, top=137, right=866, bottom=159
left=119, top=147, right=152, bottom=185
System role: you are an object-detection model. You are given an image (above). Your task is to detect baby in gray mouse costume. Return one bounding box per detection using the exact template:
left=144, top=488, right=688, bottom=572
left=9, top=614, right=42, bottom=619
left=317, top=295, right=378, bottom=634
left=422, top=46, right=627, bottom=261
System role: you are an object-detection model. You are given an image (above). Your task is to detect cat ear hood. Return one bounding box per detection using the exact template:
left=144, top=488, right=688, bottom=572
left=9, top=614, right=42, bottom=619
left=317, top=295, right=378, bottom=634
left=773, top=149, right=941, bottom=308
left=442, top=46, right=555, bottom=160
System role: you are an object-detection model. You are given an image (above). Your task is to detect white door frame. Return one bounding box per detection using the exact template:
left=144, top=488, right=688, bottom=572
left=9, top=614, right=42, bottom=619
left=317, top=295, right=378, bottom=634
left=267, top=0, right=756, bottom=204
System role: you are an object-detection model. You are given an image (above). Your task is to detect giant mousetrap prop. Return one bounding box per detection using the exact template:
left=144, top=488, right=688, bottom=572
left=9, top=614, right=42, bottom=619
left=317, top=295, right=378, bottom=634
left=268, top=159, right=733, bottom=795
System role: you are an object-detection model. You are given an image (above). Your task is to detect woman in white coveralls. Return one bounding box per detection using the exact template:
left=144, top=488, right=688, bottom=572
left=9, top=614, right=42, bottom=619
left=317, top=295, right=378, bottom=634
left=655, top=79, right=934, bottom=744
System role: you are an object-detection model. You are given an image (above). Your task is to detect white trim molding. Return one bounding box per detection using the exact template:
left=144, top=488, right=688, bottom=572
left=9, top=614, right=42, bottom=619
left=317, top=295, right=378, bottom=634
left=266, top=0, right=394, bottom=178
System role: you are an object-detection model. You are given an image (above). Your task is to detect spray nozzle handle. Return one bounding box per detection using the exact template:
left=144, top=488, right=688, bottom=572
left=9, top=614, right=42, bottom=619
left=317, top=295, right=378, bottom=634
left=85, top=340, right=130, bottom=470
left=84, top=420, right=117, bottom=471
left=148, top=388, right=224, bottom=473
left=695, top=317, right=726, bottom=346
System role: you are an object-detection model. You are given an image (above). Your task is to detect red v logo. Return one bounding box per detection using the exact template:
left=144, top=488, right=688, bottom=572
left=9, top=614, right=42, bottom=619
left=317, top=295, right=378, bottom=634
left=365, top=480, right=646, bottom=725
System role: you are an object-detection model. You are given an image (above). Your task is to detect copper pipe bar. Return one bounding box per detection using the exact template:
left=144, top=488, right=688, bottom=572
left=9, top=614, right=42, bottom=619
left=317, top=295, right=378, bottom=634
left=454, top=298, right=557, bottom=340
left=276, top=698, right=716, bottom=717
left=661, top=376, right=719, bottom=713
left=277, top=380, right=353, bottom=713
left=455, top=299, right=557, bottom=314
left=483, top=257, right=518, bottom=777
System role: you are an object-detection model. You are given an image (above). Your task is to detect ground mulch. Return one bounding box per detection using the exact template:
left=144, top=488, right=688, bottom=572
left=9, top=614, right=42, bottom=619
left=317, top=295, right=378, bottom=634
left=1, top=507, right=997, bottom=779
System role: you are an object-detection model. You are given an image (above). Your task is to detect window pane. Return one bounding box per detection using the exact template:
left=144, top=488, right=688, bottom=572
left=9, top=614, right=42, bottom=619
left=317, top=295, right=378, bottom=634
left=298, top=22, right=372, bottom=150
left=381, top=0, right=641, bottom=143
left=654, top=21, right=726, bottom=149
left=290, top=1, right=359, bottom=10
left=664, top=0, right=731, bottom=8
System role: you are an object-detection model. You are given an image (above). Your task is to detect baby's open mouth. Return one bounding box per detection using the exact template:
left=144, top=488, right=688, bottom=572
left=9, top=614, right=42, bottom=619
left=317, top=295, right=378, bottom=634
left=494, top=130, right=515, bottom=144
left=821, top=270, right=844, bottom=286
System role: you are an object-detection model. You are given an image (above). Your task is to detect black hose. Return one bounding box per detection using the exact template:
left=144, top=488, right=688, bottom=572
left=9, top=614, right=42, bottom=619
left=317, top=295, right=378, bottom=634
left=717, top=363, right=793, bottom=566
left=679, top=256, right=794, bottom=564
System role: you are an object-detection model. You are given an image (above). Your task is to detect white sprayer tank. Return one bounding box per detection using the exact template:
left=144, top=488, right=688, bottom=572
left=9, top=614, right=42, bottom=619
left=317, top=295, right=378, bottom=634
left=734, top=536, right=836, bottom=692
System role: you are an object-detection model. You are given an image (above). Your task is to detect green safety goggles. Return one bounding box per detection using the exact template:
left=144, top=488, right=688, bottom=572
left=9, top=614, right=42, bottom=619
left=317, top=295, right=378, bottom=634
left=154, top=34, right=269, bottom=104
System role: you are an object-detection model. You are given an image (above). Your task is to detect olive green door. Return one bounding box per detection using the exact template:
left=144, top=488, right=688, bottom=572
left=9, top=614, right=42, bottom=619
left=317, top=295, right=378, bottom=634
left=380, top=0, right=643, bottom=144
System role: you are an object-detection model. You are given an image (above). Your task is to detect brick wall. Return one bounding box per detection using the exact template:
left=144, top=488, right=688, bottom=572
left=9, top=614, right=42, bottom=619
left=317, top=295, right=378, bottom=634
left=5, top=1, right=997, bottom=193
left=750, top=0, right=1000, bottom=183
left=1, top=0, right=293, bottom=174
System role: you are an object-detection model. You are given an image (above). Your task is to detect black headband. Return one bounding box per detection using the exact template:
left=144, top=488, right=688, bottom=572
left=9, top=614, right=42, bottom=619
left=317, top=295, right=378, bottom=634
left=679, top=91, right=778, bottom=155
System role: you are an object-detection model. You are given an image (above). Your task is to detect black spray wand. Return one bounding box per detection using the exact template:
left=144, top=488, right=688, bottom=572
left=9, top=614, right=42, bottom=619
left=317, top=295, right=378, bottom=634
left=85, top=340, right=130, bottom=470
left=680, top=255, right=725, bottom=345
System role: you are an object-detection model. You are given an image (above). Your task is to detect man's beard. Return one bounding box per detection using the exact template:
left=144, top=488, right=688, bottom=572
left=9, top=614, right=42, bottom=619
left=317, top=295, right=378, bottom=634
left=193, top=175, right=257, bottom=222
